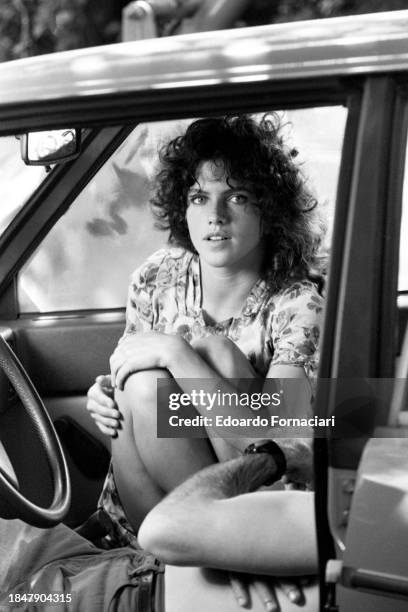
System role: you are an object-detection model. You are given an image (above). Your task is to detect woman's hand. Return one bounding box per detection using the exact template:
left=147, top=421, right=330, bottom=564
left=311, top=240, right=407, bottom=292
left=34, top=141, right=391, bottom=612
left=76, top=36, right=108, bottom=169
left=229, top=572, right=304, bottom=611
left=86, top=375, right=120, bottom=437
left=109, top=332, right=184, bottom=390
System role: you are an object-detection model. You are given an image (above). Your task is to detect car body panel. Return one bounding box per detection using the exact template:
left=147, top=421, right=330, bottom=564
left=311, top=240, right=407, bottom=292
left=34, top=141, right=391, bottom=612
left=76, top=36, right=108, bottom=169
left=338, top=437, right=408, bottom=610
left=0, top=11, right=408, bottom=108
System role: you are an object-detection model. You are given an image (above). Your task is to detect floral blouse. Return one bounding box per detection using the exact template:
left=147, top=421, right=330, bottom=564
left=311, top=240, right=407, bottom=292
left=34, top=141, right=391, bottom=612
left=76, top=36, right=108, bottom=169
left=98, top=247, right=323, bottom=548
left=122, top=247, right=323, bottom=380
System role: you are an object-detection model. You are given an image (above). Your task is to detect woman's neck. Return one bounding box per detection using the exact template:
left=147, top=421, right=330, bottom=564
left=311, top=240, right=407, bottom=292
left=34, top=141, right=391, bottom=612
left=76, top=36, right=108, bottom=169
left=200, top=261, right=261, bottom=324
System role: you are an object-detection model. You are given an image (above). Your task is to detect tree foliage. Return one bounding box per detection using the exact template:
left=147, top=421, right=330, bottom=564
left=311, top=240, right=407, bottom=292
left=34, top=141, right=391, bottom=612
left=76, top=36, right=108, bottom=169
left=0, top=0, right=128, bottom=61
left=1, top=0, right=408, bottom=62
left=242, top=0, right=408, bottom=26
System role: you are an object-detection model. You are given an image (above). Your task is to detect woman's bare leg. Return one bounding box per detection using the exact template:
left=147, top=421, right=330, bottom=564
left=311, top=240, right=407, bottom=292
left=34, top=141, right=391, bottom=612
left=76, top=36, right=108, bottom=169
left=190, top=336, right=258, bottom=461
left=111, top=368, right=216, bottom=531
left=111, top=337, right=257, bottom=530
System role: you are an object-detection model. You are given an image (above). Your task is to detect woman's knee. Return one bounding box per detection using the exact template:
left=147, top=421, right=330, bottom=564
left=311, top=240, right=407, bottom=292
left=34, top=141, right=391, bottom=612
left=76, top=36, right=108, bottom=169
left=115, top=368, right=171, bottom=424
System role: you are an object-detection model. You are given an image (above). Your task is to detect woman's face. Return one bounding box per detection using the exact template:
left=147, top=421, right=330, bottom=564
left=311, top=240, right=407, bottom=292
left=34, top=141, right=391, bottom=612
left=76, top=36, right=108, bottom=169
left=185, top=160, right=264, bottom=273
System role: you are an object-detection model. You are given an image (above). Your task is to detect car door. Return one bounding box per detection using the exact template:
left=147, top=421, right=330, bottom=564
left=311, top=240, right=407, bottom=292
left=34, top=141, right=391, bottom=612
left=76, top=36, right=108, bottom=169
left=314, top=76, right=408, bottom=610
left=0, top=95, right=349, bottom=528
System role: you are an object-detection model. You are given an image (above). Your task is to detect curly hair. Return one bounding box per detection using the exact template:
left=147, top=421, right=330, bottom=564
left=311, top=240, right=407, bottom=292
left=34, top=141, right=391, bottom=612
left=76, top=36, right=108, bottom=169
left=151, top=114, right=325, bottom=291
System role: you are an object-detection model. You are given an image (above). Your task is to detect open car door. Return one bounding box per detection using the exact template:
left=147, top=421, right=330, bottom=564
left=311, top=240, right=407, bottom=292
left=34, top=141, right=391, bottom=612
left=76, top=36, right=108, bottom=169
left=314, top=76, right=408, bottom=610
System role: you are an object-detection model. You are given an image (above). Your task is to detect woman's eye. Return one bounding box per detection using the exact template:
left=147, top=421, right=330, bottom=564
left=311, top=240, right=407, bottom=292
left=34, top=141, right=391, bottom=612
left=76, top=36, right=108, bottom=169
left=228, top=193, right=250, bottom=204
left=188, top=194, right=206, bottom=205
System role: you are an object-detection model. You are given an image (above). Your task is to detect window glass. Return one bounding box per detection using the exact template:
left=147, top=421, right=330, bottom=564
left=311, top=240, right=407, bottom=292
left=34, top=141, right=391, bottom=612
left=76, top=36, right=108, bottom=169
left=399, top=147, right=408, bottom=292
left=280, top=107, right=345, bottom=254
left=394, top=137, right=408, bottom=402
left=0, top=136, right=48, bottom=236
left=18, top=107, right=347, bottom=313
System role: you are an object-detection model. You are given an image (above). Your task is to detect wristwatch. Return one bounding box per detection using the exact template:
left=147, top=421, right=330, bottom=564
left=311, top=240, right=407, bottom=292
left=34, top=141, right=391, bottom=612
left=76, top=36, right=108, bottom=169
left=244, top=439, right=287, bottom=484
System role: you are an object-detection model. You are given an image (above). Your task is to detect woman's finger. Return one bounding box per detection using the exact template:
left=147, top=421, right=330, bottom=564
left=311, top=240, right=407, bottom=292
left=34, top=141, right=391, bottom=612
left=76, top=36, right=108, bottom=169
left=228, top=572, right=249, bottom=607
left=115, top=360, right=140, bottom=391
left=96, top=422, right=118, bottom=437
left=92, top=417, right=118, bottom=437
left=95, top=374, right=115, bottom=397
left=89, top=412, right=120, bottom=430
left=87, top=397, right=117, bottom=415
left=86, top=395, right=118, bottom=416
left=87, top=383, right=116, bottom=409
left=109, top=346, right=127, bottom=381
left=252, top=579, right=279, bottom=612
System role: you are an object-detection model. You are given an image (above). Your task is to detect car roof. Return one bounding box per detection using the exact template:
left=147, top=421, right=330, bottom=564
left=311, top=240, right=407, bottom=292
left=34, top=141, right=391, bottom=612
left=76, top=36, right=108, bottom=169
left=0, top=9, right=408, bottom=107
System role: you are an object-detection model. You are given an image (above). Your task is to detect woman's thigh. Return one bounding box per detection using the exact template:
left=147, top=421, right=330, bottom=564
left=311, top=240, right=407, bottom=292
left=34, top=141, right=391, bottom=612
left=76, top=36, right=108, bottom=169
left=114, top=369, right=216, bottom=490
left=190, top=336, right=258, bottom=461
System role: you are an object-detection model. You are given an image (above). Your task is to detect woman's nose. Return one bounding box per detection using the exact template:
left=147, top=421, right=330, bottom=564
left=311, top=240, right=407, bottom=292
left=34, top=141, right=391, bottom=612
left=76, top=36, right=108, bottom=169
left=207, top=198, right=227, bottom=224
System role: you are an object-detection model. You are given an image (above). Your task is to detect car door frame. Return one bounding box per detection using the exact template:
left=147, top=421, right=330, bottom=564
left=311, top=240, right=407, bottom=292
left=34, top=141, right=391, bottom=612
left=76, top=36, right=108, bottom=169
left=314, top=75, right=408, bottom=609
left=0, top=76, right=359, bottom=393
left=2, top=68, right=405, bottom=599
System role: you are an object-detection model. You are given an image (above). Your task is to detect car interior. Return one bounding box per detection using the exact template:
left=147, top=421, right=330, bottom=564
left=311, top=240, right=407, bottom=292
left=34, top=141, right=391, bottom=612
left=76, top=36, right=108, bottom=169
left=0, top=107, right=349, bottom=526
left=0, top=64, right=407, bottom=610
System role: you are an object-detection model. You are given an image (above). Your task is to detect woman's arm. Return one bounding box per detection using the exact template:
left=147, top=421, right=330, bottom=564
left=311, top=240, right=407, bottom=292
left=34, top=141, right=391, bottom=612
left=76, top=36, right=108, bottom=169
left=138, top=450, right=317, bottom=575
left=109, top=333, right=215, bottom=389
left=110, top=333, right=260, bottom=421
left=110, top=334, right=316, bottom=457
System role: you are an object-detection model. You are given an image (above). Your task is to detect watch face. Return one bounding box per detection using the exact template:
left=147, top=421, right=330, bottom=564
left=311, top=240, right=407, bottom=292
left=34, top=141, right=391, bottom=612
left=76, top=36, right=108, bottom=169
left=244, top=440, right=274, bottom=455
left=246, top=440, right=272, bottom=453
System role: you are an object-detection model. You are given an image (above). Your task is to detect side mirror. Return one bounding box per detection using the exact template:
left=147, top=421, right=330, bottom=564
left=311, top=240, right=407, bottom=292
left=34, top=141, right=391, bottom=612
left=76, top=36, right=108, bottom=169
left=19, top=129, right=81, bottom=166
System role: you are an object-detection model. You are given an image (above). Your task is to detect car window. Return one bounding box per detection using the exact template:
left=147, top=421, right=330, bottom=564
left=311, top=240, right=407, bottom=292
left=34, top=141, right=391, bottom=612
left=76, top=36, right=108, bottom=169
left=399, top=147, right=408, bottom=293
left=17, top=107, right=347, bottom=313
left=0, top=136, right=48, bottom=236
left=395, top=135, right=408, bottom=384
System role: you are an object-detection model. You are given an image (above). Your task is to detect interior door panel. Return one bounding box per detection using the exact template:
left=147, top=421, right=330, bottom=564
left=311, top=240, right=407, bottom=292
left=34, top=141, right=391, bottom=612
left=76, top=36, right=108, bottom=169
left=11, top=315, right=124, bottom=395
left=0, top=315, right=123, bottom=525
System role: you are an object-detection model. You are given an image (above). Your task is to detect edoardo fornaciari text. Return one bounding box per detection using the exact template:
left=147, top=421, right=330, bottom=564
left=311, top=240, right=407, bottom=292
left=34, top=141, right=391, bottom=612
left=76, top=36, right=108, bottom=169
left=167, top=415, right=336, bottom=428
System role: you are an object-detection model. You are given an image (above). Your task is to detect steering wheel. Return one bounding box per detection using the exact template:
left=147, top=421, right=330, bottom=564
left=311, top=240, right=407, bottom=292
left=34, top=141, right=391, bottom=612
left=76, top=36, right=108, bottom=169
left=0, top=335, right=71, bottom=527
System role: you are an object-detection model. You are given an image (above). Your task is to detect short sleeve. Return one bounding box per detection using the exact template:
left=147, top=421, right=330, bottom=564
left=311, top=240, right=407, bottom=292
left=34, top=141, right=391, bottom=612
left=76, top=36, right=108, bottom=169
left=121, top=249, right=168, bottom=338
left=268, top=282, right=324, bottom=383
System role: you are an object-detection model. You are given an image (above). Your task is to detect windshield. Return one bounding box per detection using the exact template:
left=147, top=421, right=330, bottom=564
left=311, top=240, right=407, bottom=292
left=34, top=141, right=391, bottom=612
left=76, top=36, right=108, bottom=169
left=0, top=136, right=48, bottom=236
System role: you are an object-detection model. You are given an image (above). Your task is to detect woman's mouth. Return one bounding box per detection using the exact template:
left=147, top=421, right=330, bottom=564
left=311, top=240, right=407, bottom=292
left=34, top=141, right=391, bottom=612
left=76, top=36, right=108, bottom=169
left=204, top=233, right=230, bottom=241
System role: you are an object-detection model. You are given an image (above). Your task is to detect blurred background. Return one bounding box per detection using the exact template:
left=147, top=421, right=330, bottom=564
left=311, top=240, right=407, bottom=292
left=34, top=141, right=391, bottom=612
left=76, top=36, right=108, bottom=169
left=1, top=0, right=407, bottom=309
left=1, top=0, right=408, bottom=61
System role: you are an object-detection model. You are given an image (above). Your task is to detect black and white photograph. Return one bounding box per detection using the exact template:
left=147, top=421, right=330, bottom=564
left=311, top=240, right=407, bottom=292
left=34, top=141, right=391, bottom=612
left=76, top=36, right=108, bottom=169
left=0, top=1, right=407, bottom=611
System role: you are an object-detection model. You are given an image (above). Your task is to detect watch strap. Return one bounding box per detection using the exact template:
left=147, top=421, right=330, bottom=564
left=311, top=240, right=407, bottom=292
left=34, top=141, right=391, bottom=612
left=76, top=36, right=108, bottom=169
left=244, top=439, right=287, bottom=483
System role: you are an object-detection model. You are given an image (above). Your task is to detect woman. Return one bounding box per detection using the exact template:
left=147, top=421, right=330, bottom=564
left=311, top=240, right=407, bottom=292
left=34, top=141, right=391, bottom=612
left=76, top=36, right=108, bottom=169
left=0, top=115, right=322, bottom=612
left=87, top=114, right=324, bottom=546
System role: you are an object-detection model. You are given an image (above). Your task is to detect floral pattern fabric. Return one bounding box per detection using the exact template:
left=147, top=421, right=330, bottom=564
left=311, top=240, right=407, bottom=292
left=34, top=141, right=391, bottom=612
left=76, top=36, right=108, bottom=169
left=98, top=247, right=324, bottom=547
left=122, top=247, right=323, bottom=380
